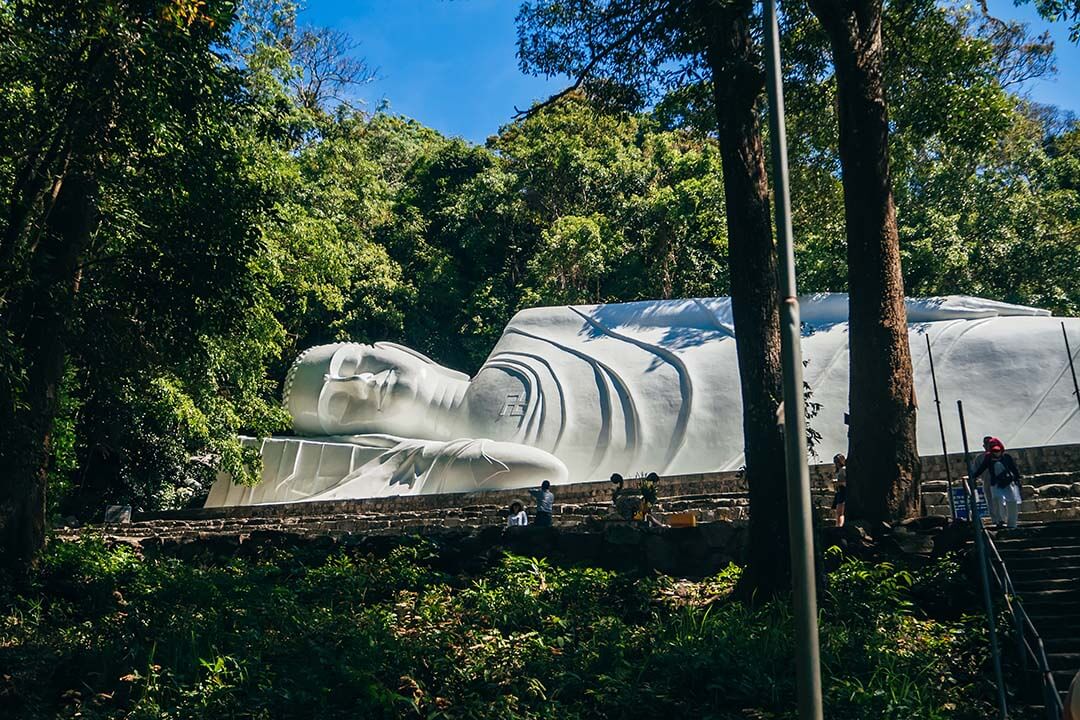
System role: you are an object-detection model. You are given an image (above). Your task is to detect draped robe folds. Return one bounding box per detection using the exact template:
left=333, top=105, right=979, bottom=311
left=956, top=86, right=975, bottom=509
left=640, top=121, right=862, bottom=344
left=207, top=294, right=1080, bottom=506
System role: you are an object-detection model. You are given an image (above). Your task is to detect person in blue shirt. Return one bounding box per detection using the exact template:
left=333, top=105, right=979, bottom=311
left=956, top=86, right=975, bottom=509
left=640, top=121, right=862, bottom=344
left=529, top=480, right=555, bottom=527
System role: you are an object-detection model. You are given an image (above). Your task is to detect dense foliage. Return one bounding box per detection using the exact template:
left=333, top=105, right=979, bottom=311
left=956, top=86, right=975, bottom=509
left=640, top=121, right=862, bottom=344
left=0, top=538, right=997, bottom=719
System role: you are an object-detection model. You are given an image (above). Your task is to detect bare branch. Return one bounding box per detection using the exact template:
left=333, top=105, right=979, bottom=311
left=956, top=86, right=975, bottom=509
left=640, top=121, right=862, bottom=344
left=513, top=0, right=674, bottom=119
left=290, top=26, right=375, bottom=112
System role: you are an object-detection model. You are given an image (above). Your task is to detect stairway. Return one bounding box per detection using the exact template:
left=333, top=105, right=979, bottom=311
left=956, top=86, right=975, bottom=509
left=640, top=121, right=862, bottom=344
left=991, top=520, right=1080, bottom=705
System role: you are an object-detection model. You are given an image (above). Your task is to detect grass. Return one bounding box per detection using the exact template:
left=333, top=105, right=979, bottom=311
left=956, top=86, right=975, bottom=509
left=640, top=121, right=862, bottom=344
left=0, top=536, right=998, bottom=719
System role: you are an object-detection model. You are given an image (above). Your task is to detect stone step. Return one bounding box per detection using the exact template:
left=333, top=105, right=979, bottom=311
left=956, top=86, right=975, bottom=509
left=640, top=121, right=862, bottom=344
left=1023, top=484, right=1080, bottom=499
left=1018, top=586, right=1080, bottom=601
left=1046, top=651, right=1080, bottom=668
left=1023, top=615, right=1080, bottom=635
left=999, top=538, right=1080, bottom=552
left=924, top=502, right=1080, bottom=520
left=1010, top=566, right=1080, bottom=582
left=989, top=520, right=1080, bottom=533
left=1053, top=669, right=1076, bottom=689
left=995, top=531, right=1080, bottom=548
left=1002, top=551, right=1080, bottom=569
left=1024, top=470, right=1080, bottom=486
left=1006, top=561, right=1080, bottom=569
left=1002, top=549, right=1080, bottom=565
left=920, top=488, right=1080, bottom=504
left=1012, top=577, right=1080, bottom=592
left=993, top=548, right=1080, bottom=565
left=1010, top=498, right=1080, bottom=511
left=1042, top=637, right=1080, bottom=654
left=994, top=520, right=1080, bottom=538
left=1028, top=613, right=1080, bottom=626
left=1017, top=596, right=1080, bottom=615
left=1012, top=509, right=1080, bottom=524
left=1010, top=587, right=1080, bottom=604
left=1015, top=498, right=1080, bottom=510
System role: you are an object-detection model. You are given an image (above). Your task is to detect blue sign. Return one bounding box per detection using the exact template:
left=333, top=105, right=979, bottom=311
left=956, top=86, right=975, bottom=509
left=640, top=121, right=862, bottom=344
left=951, top=486, right=988, bottom=520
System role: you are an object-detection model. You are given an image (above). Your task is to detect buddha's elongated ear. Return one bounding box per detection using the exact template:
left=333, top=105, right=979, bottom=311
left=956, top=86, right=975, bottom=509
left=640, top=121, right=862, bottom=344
left=283, top=343, right=348, bottom=433
left=373, top=341, right=471, bottom=382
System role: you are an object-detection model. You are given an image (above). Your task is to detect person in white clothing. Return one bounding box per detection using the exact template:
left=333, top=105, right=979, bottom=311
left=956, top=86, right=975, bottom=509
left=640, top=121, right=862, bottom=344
left=970, top=439, right=1023, bottom=529
left=971, top=436, right=1000, bottom=524
left=506, top=500, right=528, bottom=527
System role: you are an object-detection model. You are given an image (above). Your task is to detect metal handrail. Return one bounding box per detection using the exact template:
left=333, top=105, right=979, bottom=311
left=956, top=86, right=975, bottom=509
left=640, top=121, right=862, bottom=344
left=961, top=471, right=1064, bottom=719
left=954, top=401, right=1064, bottom=718
left=981, top=521, right=1065, bottom=719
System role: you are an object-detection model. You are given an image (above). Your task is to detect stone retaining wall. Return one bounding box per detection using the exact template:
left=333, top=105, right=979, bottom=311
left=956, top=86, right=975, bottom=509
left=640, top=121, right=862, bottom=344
left=130, top=443, right=1080, bottom=528
left=62, top=444, right=1077, bottom=573
left=53, top=442, right=1070, bottom=552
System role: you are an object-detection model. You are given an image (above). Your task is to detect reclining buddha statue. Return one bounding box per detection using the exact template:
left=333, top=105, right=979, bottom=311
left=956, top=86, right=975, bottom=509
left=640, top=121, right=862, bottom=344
left=206, top=294, right=1080, bottom=506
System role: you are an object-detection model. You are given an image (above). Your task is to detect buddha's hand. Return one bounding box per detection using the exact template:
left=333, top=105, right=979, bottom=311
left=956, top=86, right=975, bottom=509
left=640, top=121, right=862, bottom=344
left=408, top=437, right=569, bottom=494
left=304, top=434, right=569, bottom=498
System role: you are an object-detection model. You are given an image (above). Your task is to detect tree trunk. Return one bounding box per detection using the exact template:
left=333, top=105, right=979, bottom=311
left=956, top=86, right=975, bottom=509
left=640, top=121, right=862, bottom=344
left=702, top=1, right=790, bottom=598
left=0, top=169, right=96, bottom=574
left=806, top=0, right=921, bottom=524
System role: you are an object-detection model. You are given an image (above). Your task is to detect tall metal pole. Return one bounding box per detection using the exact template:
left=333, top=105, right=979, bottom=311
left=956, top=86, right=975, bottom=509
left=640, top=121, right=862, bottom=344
left=925, top=335, right=955, bottom=517
left=1062, top=321, right=1080, bottom=419
left=762, top=1, right=823, bottom=718
left=958, top=400, right=1008, bottom=720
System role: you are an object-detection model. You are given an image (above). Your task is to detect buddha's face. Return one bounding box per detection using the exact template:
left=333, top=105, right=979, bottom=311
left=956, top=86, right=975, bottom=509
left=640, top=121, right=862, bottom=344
left=286, top=343, right=461, bottom=438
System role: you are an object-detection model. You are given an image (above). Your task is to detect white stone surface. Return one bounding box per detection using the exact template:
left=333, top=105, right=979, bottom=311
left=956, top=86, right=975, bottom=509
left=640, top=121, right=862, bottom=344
left=207, top=294, right=1080, bottom=506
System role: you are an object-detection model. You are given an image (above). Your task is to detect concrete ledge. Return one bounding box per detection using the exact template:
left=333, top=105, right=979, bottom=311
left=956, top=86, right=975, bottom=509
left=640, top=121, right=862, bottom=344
left=139, top=469, right=785, bottom=522
left=138, top=442, right=1080, bottom=524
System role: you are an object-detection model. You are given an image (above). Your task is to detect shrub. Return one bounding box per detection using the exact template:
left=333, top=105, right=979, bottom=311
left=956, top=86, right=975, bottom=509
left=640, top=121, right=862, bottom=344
left=0, top=538, right=995, bottom=719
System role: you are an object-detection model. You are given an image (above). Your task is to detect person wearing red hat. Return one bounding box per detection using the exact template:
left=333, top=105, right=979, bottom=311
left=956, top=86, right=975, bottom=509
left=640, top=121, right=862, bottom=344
left=970, top=439, right=1023, bottom=529
left=971, top=436, right=1000, bottom=524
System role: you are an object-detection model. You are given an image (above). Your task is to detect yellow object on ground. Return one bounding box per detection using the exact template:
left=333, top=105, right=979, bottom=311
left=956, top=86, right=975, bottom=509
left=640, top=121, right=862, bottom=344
left=667, top=512, right=697, bottom=528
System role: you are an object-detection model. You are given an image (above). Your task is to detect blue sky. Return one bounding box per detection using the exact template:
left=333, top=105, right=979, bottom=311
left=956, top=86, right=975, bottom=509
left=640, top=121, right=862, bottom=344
left=302, top=0, right=1080, bottom=144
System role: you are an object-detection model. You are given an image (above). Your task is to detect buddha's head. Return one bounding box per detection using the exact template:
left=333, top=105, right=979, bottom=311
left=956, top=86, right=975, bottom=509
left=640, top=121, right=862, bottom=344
left=284, top=342, right=469, bottom=439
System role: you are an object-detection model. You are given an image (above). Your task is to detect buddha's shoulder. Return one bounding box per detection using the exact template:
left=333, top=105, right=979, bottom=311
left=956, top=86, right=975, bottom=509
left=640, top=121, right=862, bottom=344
left=505, top=298, right=733, bottom=334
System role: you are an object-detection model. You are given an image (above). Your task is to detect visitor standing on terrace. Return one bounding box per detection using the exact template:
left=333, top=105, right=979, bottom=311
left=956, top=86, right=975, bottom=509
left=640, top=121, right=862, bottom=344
left=529, top=480, right=555, bottom=527
left=832, top=454, right=848, bottom=527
